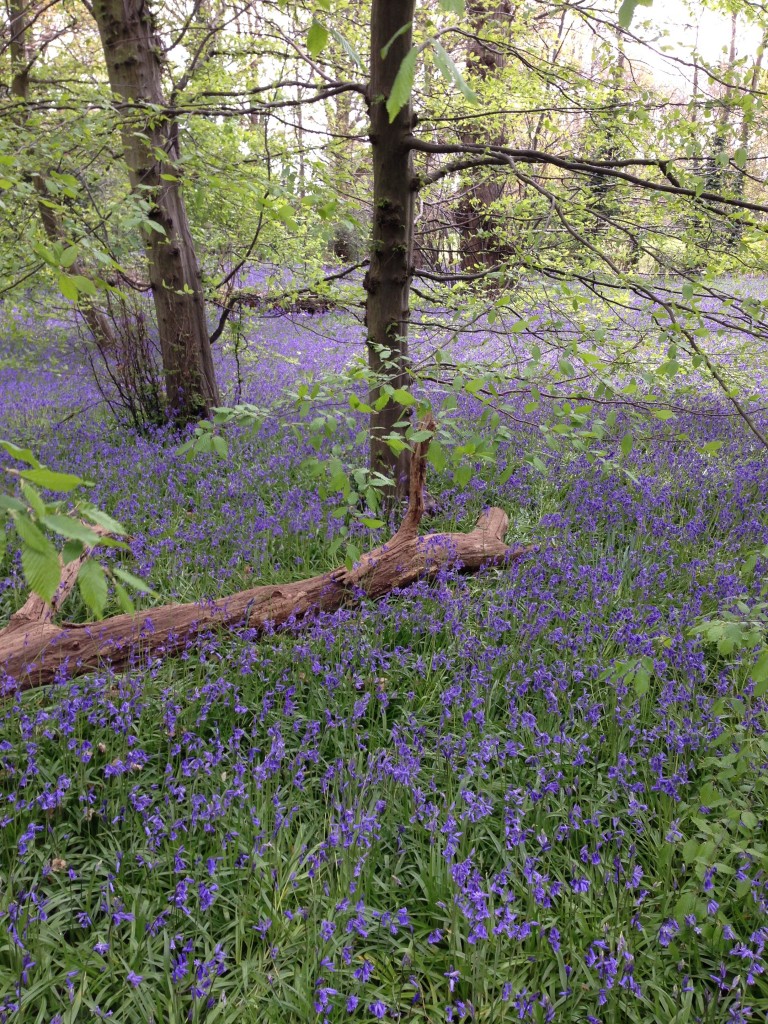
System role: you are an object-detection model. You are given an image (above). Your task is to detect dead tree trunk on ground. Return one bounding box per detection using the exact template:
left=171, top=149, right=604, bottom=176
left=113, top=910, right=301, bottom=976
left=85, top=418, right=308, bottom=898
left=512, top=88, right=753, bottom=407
left=0, top=426, right=531, bottom=692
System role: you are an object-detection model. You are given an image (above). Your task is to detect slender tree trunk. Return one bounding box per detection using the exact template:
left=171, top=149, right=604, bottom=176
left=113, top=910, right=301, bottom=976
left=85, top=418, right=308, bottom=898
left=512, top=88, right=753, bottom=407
left=457, top=0, right=513, bottom=272
left=728, top=28, right=767, bottom=247
left=365, top=0, right=417, bottom=499
left=8, top=0, right=117, bottom=349
left=90, top=0, right=219, bottom=423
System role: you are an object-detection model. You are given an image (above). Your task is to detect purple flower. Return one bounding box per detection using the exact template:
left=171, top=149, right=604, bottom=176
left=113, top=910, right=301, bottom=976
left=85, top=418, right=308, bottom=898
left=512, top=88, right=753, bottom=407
left=571, top=876, right=590, bottom=893
left=658, top=919, right=680, bottom=948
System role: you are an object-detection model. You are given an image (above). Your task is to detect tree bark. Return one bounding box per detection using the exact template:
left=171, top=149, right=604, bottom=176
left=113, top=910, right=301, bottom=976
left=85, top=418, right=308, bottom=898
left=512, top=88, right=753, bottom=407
left=365, top=0, right=418, bottom=499
left=8, top=0, right=117, bottom=349
left=90, top=0, right=220, bottom=423
left=0, top=428, right=532, bottom=692
left=457, top=0, right=514, bottom=273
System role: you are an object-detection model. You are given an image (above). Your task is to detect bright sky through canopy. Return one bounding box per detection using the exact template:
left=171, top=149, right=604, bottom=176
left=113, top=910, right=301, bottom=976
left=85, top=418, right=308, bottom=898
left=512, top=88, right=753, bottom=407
left=638, top=0, right=765, bottom=92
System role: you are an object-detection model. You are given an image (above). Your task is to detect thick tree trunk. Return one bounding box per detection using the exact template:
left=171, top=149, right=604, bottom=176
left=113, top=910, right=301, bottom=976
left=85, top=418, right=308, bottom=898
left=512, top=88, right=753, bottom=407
left=457, top=0, right=514, bottom=272
left=0, top=429, right=532, bottom=692
left=365, top=0, right=417, bottom=499
left=8, top=0, right=117, bottom=349
left=90, top=0, right=219, bottom=422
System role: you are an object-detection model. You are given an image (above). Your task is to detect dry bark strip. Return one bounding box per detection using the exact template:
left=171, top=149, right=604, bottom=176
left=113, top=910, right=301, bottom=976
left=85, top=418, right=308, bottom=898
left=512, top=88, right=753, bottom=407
left=0, top=426, right=532, bottom=692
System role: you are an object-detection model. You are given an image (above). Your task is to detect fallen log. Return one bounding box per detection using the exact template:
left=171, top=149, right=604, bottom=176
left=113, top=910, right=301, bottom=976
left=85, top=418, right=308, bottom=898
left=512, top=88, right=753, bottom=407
left=0, top=423, right=532, bottom=692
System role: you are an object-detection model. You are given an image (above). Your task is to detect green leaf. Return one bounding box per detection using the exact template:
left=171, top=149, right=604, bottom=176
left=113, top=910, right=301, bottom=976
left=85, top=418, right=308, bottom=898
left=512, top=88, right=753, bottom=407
left=409, top=429, right=434, bottom=443
left=391, top=388, right=416, bottom=406
left=211, top=435, right=228, bottom=459
left=345, top=542, right=361, bottom=570
left=633, top=668, right=650, bottom=696
left=21, top=482, right=46, bottom=519
left=751, top=648, right=768, bottom=696
left=439, top=0, right=465, bottom=11
left=13, top=511, right=55, bottom=555
left=113, top=580, right=134, bottom=614
left=329, top=27, right=364, bottom=68
left=734, top=147, right=748, bottom=169
left=386, top=46, right=419, bottom=122
left=359, top=517, right=385, bottom=529
left=618, top=0, right=653, bottom=29
left=699, top=782, right=725, bottom=807
left=78, top=559, right=108, bottom=619
left=699, top=441, right=724, bottom=455
left=33, top=242, right=58, bottom=267
left=428, top=441, right=447, bottom=472
left=71, top=275, right=96, bottom=296
left=276, top=203, right=297, bottom=229
left=80, top=505, right=128, bottom=535
left=682, top=837, right=699, bottom=864
left=455, top=463, right=472, bottom=487
left=112, top=566, right=158, bottom=598
left=380, top=22, right=412, bottom=60
left=0, top=440, right=40, bottom=467
left=21, top=543, right=61, bottom=603
left=41, top=514, right=102, bottom=546
left=741, top=810, right=758, bottom=829
left=59, top=245, right=79, bottom=269
left=431, top=39, right=478, bottom=104
left=62, top=540, right=84, bottom=564
left=0, top=494, right=25, bottom=512
left=58, top=274, right=79, bottom=301
left=652, top=409, right=675, bottom=421
left=19, top=468, right=85, bottom=492
left=386, top=435, right=408, bottom=454
left=307, top=20, right=329, bottom=58
left=620, top=433, right=633, bottom=457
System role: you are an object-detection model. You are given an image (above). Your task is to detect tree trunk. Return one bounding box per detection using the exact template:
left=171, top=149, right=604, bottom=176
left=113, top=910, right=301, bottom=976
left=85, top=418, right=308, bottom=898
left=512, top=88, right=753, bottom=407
left=365, top=0, right=417, bottom=500
left=727, top=27, right=766, bottom=248
left=90, top=0, right=219, bottom=423
left=457, top=0, right=513, bottom=272
left=8, top=0, right=117, bottom=349
left=0, top=428, right=532, bottom=691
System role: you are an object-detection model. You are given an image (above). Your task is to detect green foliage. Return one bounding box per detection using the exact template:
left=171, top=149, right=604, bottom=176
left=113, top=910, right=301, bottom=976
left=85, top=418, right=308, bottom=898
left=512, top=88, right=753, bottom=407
left=307, top=19, right=329, bottom=57
left=386, top=45, right=420, bottom=122
left=431, top=39, right=477, bottom=104
left=77, top=558, right=109, bottom=619
left=0, top=441, right=155, bottom=617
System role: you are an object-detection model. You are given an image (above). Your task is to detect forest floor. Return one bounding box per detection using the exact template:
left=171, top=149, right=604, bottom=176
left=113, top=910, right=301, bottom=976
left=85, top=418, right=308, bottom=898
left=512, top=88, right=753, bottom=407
left=0, top=299, right=767, bottom=1023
